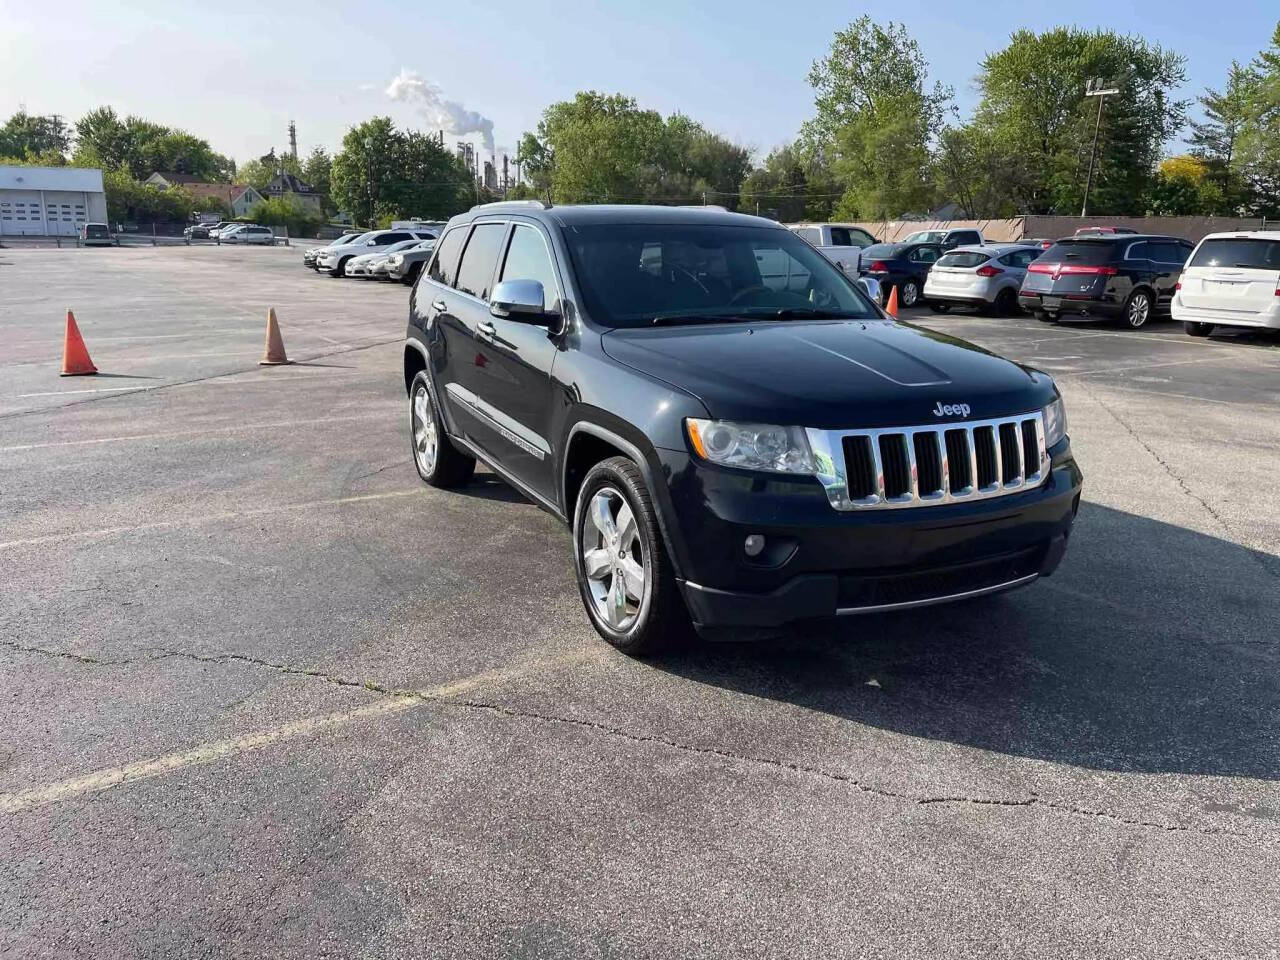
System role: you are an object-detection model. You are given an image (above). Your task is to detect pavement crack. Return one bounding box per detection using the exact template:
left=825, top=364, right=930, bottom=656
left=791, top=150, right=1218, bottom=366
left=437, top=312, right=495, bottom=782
left=0, top=639, right=159, bottom=667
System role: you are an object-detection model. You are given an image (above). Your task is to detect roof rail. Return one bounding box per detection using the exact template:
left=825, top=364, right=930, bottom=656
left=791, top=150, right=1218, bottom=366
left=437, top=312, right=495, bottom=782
left=469, top=199, right=548, bottom=212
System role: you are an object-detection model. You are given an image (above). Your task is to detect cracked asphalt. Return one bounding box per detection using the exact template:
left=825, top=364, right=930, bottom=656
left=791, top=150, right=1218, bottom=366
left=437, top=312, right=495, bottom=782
left=1, top=246, right=1278, bottom=959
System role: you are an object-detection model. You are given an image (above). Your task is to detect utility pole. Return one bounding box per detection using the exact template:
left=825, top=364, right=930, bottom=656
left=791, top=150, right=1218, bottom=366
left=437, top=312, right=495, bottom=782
left=1080, top=78, right=1119, bottom=218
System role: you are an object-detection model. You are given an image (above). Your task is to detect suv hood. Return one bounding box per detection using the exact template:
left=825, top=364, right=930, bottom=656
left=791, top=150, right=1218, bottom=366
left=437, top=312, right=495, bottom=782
left=600, top=319, right=1053, bottom=429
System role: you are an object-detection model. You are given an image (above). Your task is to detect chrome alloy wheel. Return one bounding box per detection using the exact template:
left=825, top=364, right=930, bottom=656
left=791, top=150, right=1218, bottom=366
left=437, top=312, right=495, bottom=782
left=1128, top=292, right=1151, bottom=327
left=579, top=486, right=648, bottom=631
left=411, top=384, right=438, bottom=475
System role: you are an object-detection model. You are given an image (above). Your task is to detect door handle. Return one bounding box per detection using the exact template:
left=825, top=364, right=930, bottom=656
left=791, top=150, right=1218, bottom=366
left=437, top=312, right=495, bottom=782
left=431, top=298, right=447, bottom=312
left=477, top=320, right=497, bottom=341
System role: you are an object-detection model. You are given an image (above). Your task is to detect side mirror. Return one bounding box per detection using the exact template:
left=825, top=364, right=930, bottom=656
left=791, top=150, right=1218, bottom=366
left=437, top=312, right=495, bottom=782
left=490, top=279, right=551, bottom=323
left=856, top=276, right=881, bottom=303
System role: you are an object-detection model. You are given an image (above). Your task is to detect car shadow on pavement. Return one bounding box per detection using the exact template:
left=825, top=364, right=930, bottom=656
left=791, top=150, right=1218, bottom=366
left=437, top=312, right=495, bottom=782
left=653, top=503, right=1280, bottom=780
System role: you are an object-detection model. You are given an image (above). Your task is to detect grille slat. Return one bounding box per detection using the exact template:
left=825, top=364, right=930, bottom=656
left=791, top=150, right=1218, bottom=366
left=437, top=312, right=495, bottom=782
left=821, top=411, right=1048, bottom=511
left=913, top=432, right=943, bottom=496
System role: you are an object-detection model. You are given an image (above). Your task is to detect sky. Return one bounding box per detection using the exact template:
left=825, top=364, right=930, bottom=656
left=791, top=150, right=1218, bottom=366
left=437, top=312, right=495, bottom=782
left=1, top=0, right=1275, bottom=169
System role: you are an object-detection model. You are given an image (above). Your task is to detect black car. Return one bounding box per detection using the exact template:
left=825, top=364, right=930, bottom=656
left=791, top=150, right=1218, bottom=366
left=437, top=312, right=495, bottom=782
left=859, top=242, right=944, bottom=308
left=1019, top=235, right=1194, bottom=328
left=404, top=203, right=1082, bottom=654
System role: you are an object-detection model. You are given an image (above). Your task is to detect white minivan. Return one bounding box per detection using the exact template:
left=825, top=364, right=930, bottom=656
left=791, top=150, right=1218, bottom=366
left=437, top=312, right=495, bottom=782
left=1173, top=231, right=1280, bottom=336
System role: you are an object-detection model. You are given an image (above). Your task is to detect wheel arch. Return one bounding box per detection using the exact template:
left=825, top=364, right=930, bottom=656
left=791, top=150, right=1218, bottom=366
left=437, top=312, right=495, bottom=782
left=562, top=420, right=689, bottom=580
left=403, top=340, right=429, bottom=395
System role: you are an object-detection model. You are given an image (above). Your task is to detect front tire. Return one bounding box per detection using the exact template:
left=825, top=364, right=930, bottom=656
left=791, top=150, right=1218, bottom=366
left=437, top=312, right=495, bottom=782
left=1123, top=289, right=1153, bottom=329
left=402, top=262, right=423, bottom=285
left=572, top=456, right=690, bottom=656
left=409, top=372, right=475, bottom=487
left=1184, top=321, right=1213, bottom=337
left=330, top=256, right=351, bottom=278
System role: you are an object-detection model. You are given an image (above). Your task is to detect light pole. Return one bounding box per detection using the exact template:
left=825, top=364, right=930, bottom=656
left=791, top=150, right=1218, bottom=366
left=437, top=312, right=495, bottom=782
left=1080, top=78, right=1119, bottom=218
left=363, top=135, right=376, bottom=229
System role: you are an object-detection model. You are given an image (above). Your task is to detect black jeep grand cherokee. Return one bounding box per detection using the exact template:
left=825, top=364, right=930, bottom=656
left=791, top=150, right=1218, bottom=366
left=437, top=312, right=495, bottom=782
left=404, top=203, right=1082, bottom=654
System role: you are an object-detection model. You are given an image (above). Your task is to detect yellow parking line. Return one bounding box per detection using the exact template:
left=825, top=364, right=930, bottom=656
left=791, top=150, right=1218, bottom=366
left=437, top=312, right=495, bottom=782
left=0, top=413, right=392, bottom=452
left=0, top=650, right=597, bottom=814
left=0, top=489, right=422, bottom=551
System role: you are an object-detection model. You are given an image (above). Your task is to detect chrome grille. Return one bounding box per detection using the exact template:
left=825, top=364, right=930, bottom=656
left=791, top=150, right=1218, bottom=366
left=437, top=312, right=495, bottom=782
left=805, top=412, right=1049, bottom=511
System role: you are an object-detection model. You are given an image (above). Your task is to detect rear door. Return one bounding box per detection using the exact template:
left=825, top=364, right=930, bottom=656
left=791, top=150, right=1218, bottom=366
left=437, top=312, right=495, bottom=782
left=1147, top=240, right=1190, bottom=312
left=1179, top=237, right=1280, bottom=316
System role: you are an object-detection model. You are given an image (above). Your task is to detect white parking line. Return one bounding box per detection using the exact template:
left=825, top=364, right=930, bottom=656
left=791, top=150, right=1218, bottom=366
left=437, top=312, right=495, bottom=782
left=0, top=489, right=422, bottom=551
left=12, top=387, right=143, bottom=398
left=0, top=413, right=391, bottom=452
left=0, top=650, right=598, bottom=814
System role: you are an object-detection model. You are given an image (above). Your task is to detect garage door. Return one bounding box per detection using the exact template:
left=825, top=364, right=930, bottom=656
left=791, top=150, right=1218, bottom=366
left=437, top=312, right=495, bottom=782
left=0, top=191, right=46, bottom=236
left=42, top=191, right=87, bottom=237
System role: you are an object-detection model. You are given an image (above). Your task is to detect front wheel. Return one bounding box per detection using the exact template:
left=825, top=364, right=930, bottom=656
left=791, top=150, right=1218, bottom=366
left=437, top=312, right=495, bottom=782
left=402, top=262, right=423, bottom=285
left=409, top=372, right=475, bottom=487
left=573, top=457, right=691, bottom=656
left=1124, top=290, right=1153, bottom=329
left=1184, top=321, right=1213, bottom=337
left=330, top=256, right=351, bottom=278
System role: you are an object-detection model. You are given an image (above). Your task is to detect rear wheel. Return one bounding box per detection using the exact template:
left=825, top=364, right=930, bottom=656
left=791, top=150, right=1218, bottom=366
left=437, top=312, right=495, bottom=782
left=1123, top=289, right=1153, bottom=329
left=409, top=372, right=475, bottom=487
left=993, top=288, right=1019, bottom=316
left=899, top=279, right=920, bottom=308
left=572, top=456, right=691, bottom=656
left=1184, top=321, right=1214, bottom=337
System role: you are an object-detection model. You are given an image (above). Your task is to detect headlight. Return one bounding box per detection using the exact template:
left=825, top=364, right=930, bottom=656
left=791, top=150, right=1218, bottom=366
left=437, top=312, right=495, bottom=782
left=389, top=255, right=403, bottom=266
left=1042, top=396, right=1067, bottom=448
left=686, top=419, right=814, bottom=474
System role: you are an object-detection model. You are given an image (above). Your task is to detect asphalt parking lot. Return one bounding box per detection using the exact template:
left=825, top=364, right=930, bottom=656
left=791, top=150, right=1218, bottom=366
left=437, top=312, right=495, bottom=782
left=2, top=245, right=1278, bottom=959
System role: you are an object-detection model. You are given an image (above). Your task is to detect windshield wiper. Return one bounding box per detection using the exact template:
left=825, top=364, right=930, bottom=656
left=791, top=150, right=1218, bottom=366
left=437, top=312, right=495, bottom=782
left=753, top=307, right=855, bottom=320
left=649, top=314, right=755, bottom=327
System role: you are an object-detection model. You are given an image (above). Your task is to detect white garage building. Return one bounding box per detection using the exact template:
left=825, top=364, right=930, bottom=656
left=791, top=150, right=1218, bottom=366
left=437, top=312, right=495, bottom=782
left=0, top=165, right=108, bottom=237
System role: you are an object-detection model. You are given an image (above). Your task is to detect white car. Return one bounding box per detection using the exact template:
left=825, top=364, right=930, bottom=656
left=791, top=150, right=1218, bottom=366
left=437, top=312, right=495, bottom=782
left=787, top=223, right=877, bottom=275
left=1173, top=231, right=1280, bottom=337
left=344, top=239, right=423, bottom=278
left=220, top=224, right=274, bottom=245
left=317, top=228, right=435, bottom=277
left=923, top=244, right=1043, bottom=315
left=304, top=233, right=364, bottom=270
left=901, top=227, right=986, bottom=249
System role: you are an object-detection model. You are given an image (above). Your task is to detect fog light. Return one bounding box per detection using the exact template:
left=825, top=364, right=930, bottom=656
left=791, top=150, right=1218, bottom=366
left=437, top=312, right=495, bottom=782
left=744, top=534, right=765, bottom=557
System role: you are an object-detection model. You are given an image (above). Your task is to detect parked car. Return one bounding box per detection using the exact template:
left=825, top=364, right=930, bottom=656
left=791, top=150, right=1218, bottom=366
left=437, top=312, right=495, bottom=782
left=859, top=241, right=945, bottom=308
left=1018, top=235, right=1194, bottom=328
left=345, top=238, right=423, bottom=278
left=923, top=244, right=1043, bottom=315
left=901, top=227, right=985, bottom=249
left=79, top=223, right=113, bottom=247
left=1173, top=231, right=1280, bottom=337
left=386, top=239, right=438, bottom=284
left=184, top=223, right=213, bottom=240
left=220, top=224, right=274, bottom=245
left=404, top=201, right=1081, bottom=653
left=316, top=229, right=434, bottom=277
left=787, top=223, right=878, bottom=275
left=1073, top=226, right=1138, bottom=238
left=206, top=221, right=238, bottom=240
left=303, top=233, right=364, bottom=270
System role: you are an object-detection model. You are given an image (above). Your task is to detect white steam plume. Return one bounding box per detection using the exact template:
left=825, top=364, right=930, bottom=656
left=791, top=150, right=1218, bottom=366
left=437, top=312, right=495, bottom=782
left=386, top=68, right=495, bottom=152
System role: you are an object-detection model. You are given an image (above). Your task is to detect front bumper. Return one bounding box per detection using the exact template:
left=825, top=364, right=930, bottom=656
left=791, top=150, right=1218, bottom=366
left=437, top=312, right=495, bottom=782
left=660, top=442, right=1082, bottom=629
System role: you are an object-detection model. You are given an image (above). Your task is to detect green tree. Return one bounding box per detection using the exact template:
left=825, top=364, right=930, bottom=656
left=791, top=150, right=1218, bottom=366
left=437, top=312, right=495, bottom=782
left=101, top=167, right=198, bottom=223
left=0, top=111, right=71, bottom=161
left=73, top=107, right=232, bottom=180
left=301, top=146, right=334, bottom=213
left=1235, top=22, right=1280, bottom=216
left=1144, top=156, right=1225, bottom=214
left=738, top=139, right=839, bottom=221
left=253, top=195, right=323, bottom=236
left=967, top=28, right=1187, bottom=215
left=1189, top=61, right=1258, bottom=211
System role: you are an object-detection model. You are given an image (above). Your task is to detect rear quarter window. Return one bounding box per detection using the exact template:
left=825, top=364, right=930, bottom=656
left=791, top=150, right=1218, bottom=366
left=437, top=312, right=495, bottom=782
left=1189, top=238, right=1280, bottom=271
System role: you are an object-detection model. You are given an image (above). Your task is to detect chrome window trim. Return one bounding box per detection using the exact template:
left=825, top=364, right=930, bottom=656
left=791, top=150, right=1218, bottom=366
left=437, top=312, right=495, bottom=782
left=805, top=411, right=1048, bottom=511
left=835, top=572, right=1040, bottom=615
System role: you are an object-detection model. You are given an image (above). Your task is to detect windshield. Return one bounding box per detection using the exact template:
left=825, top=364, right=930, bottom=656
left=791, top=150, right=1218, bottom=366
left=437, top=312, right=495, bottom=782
left=332, top=233, right=360, bottom=245
left=344, top=232, right=374, bottom=246
left=383, top=239, right=421, bottom=254
left=565, top=222, right=879, bottom=327
left=903, top=231, right=945, bottom=244
left=1189, top=238, right=1280, bottom=270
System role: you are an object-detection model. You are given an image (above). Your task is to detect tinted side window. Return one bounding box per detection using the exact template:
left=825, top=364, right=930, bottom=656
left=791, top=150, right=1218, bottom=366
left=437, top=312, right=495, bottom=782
left=428, top=227, right=467, bottom=287
left=1149, top=241, right=1187, bottom=264
left=909, top=245, right=940, bottom=263
left=954, top=231, right=981, bottom=245
left=455, top=223, right=508, bottom=301
left=378, top=232, right=411, bottom=245
left=830, top=227, right=852, bottom=246
left=1125, top=242, right=1148, bottom=261
left=499, top=224, right=560, bottom=309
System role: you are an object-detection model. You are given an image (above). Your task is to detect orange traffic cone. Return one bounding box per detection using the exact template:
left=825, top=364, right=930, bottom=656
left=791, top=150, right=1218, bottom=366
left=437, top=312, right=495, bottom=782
left=259, top=307, right=293, bottom=366
left=60, top=309, right=98, bottom=376
left=885, top=285, right=899, bottom=318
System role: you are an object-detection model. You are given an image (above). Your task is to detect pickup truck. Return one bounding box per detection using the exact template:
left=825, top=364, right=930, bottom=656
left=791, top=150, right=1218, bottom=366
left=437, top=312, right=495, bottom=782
left=787, top=223, right=878, bottom=275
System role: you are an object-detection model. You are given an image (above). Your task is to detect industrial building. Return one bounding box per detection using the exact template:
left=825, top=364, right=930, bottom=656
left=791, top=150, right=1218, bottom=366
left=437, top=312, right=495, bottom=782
left=0, top=164, right=108, bottom=237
